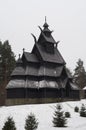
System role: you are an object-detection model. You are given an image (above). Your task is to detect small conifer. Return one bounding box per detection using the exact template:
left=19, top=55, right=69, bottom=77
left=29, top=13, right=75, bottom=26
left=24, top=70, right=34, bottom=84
left=25, top=113, right=38, bottom=130
left=52, top=104, right=67, bottom=127
left=80, top=104, right=86, bottom=117
left=2, top=116, right=16, bottom=130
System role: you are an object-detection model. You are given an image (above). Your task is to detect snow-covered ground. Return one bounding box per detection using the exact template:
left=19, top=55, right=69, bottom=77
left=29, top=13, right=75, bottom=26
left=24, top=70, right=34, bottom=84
left=0, top=100, right=86, bottom=130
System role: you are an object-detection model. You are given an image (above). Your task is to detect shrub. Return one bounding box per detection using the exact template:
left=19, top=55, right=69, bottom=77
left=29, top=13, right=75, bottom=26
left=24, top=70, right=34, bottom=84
left=65, top=112, right=71, bottom=118
left=52, top=104, right=67, bottom=127
left=80, top=104, right=86, bottom=117
left=2, top=116, right=16, bottom=130
left=74, top=106, right=79, bottom=112
left=25, top=113, right=38, bottom=130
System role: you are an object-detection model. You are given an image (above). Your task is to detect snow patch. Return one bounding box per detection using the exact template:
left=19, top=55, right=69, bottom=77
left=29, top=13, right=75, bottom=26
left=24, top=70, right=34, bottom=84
left=0, top=100, right=86, bottom=130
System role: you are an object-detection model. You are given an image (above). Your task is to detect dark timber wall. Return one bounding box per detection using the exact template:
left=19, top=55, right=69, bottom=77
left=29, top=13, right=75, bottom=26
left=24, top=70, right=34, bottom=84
left=7, top=88, right=61, bottom=99
left=6, top=88, right=80, bottom=105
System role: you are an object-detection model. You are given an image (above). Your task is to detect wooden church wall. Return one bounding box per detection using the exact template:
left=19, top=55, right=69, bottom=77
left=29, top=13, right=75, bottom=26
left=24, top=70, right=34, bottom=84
left=7, top=88, right=62, bottom=99
left=7, top=88, right=25, bottom=98
left=6, top=87, right=80, bottom=105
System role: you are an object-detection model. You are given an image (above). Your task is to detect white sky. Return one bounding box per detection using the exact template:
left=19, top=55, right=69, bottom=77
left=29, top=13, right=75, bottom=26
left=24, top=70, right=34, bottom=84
left=0, top=0, right=86, bottom=72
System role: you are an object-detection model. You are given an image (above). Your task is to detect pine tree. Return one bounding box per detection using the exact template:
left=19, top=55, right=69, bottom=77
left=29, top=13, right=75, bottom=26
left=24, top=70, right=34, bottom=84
left=0, top=40, right=16, bottom=105
left=2, top=116, right=16, bottom=130
left=1, top=40, right=16, bottom=82
left=73, top=59, right=86, bottom=89
left=25, top=113, right=38, bottom=130
left=52, top=104, right=67, bottom=127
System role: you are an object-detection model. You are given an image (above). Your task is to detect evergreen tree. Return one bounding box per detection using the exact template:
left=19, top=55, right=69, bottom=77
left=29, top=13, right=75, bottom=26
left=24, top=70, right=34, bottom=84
left=1, top=40, right=16, bottom=83
left=2, top=116, right=16, bottom=130
left=25, top=113, right=38, bottom=130
left=0, top=40, right=16, bottom=105
left=73, top=59, right=86, bottom=89
left=52, top=104, right=67, bottom=127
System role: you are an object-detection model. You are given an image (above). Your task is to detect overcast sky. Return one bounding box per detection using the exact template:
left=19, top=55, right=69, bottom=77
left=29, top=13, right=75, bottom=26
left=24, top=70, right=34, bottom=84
left=0, top=0, right=86, bottom=72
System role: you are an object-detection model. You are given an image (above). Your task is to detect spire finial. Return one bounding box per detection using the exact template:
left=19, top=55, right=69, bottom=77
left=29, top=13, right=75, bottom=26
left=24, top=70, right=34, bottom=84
left=43, top=16, right=49, bottom=28
left=45, top=16, right=47, bottom=23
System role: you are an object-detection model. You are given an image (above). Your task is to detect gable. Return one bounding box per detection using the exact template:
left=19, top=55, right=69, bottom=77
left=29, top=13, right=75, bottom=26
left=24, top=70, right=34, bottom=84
left=22, top=52, right=39, bottom=63
left=38, top=31, right=56, bottom=44
left=35, top=43, right=65, bottom=64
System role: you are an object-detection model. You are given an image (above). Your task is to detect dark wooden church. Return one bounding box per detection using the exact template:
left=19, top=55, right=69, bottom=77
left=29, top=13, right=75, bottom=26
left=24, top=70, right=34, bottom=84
left=6, top=20, right=80, bottom=105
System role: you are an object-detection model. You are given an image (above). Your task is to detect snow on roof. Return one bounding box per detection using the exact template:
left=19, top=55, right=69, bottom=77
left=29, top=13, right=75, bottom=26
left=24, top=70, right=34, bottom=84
left=83, top=86, right=86, bottom=90
left=6, top=79, right=25, bottom=89
left=70, top=82, right=79, bottom=90
left=7, top=79, right=59, bottom=89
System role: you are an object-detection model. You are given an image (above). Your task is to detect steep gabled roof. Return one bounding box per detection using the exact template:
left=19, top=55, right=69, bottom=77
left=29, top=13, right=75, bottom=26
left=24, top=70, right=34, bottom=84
left=32, top=22, right=65, bottom=64
left=38, top=32, right=56, bottom=44
left=11, top=66, right=25, bottom=76
left=35, top=43, right=65, bottom=64
left=23, top=52, right=39, bottom=63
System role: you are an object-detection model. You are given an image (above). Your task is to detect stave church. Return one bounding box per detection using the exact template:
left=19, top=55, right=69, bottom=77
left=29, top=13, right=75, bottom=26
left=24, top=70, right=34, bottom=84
left=6, top=19, right=80, bottom=105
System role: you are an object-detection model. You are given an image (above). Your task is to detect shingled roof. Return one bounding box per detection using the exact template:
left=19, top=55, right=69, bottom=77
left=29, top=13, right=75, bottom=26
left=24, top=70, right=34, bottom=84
left=70, top=82, right=79, bottom=90
left=25, top=65, right=38, bottom=76
left=11, top=58, right=25, bottom=76
left=7, top=79, right=60, bottom=89
left=40, top=31, right=56, bottom=44
left=11, top=66, right=25, bottom=76
left=24, top=65, right=63, bottom=77
left=34, top=43, right=65, bottom=64
left=38, top=66, right=63, bottom=77
left=6, top=79, right=25, bottom=89
left=23, top=52, right=39, bottom=63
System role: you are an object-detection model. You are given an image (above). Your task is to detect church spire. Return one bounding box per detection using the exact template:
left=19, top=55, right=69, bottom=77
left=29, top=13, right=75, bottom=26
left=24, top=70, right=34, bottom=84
left=43, top=16, right=49, bottom=28
left=38, top=18, right=56, bottom=45
left=43, top=16, right=52, bottom=36
left=45, top=16, right=46, bottom=23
